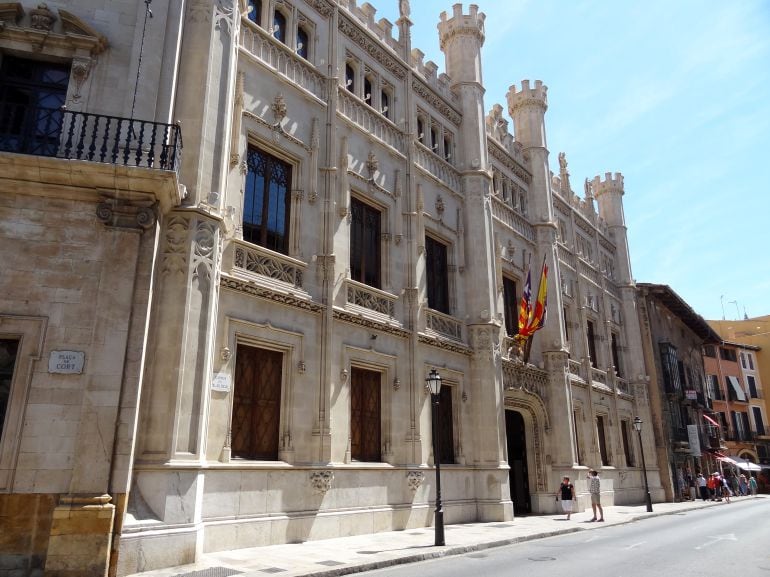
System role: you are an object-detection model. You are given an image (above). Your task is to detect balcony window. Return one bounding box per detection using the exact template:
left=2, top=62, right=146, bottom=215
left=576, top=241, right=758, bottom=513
left=587, top=320, right=598, bottom=368
left=425, top=235, right=450, bottom=314
left=502, top=277, right=518, bottom=337
left=0, top=55, right=69, bottom=156
left=244, top=145, right=292, bottom=254
left=380, top=90, right=390, bottom=118
left=350, top=197, right=381, bottom=288
left=345, top=64, right=355, bottom=93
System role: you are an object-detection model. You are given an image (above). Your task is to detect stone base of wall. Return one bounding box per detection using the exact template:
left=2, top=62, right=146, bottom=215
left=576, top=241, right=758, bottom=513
left=45, top=494, right=115, bottom=577
left=0, top=493, right=56, bottom=577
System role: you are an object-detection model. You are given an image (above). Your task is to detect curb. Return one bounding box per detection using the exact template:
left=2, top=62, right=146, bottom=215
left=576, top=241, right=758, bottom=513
left=290, top=499, right=745, bottom=577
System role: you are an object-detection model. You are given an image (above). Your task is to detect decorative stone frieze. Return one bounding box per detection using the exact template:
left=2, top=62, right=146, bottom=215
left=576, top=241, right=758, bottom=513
left=310, top=470, right=334, bottom=494
left=338, top=14, right=407, bottom=80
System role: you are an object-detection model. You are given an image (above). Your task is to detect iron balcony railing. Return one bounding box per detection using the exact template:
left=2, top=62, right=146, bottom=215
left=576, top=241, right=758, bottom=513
left=0, top=104, right=182, bottom=171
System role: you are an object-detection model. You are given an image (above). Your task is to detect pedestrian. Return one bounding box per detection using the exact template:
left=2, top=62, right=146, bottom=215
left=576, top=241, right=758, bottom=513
left=556, top=476, right=576, bottom=520
left=738, top=475, right=748, bottom=496
left=748, top=475, right=758, bottom=496
left=696, top=473, right=708, bottom=501
left=721, top=475, right=731, bottom=503
left=707, top=473, right=717, bottom=501
left=730, top=474, right=739, bottom=497
left=588, top=470, right=604, bottom=522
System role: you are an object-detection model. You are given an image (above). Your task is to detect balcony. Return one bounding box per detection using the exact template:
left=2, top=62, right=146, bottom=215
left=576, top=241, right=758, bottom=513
left=0, top=105, right=182, bottom=172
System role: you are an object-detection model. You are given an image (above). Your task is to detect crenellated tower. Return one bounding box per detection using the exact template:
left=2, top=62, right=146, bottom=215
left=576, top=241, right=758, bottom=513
left=506, top=80, right=553, bottom=225
left=592, top=172, right=631, bottom=284
left=438, top=4, right=512, bottom=522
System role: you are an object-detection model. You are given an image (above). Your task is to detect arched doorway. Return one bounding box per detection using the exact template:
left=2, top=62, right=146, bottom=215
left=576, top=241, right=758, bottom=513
left=505, top=409, right=531, bottom=515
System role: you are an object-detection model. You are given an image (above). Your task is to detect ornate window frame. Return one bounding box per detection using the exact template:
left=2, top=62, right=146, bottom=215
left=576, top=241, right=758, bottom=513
left=0, top=3, right=108, bottom=110
left=0, top=314, right=47, bottom=492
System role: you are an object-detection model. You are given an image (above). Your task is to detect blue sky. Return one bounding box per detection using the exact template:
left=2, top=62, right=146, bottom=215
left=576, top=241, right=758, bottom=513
left=371, top=0, right=770, bottom=321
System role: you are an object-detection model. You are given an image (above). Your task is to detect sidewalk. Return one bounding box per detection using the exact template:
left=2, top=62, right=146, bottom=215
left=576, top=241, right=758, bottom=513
left=126, top=496, right=764, bottom=577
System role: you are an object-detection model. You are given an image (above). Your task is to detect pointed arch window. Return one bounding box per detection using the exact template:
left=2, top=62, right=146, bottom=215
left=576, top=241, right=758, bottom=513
left=247, top=0, right=262, bottom=25
left=297, top=26, right=309, bottom=59
left=273, top=10, right=287, bottom=43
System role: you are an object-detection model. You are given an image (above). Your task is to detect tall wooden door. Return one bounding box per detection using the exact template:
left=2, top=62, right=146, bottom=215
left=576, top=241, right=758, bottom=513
left=506, top=409, right=531, bottom=514
left=231, top=344, right=282, bottom=460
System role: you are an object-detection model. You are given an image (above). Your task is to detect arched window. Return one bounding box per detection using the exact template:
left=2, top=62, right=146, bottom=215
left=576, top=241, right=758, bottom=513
left=380, top=91, right=390, bottom=118
left=247, top=0, right=262, bottom=25
left=345, top=64, right=355, bottom=93
left=273, top=10, right=287, bottom=43
left=297, top=26, right=309, bottom=59
left=363, top=76, right=373, bottom=105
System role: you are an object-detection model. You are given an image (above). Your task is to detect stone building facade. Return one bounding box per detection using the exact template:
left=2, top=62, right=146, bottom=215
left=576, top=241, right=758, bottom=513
left=0, top=0, right=662, bottom=574
left=636, top=284, right=722, bottom=501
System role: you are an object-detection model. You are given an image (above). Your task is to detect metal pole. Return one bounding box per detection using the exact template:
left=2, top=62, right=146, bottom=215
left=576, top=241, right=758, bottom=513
left=637, top=428, right=653, bottom=512
left=431, top=392, right=445, bottom=546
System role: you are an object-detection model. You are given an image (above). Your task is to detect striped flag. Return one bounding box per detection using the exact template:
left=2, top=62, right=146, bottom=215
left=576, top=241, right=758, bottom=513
left=517, top=266, right=532, bottom=335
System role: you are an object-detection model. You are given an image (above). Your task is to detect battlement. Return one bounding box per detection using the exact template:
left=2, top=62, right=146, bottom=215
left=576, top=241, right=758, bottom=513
left=506, top=80, right=548, bottom=111
left=591, top=172, right=625, bottom=197
left=342, top=0, right=401, bottom=53
left=438, top=3, right=486, bottom=48
left=410, top=49, right=457, bottom=105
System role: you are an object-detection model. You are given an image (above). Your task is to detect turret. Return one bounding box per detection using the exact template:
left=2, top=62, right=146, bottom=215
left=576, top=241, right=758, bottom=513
left=506, top=80, right=548, bottom=149
left=438, top=4, right=486, bottom=85
left=592, top=172, right=633, bottom=284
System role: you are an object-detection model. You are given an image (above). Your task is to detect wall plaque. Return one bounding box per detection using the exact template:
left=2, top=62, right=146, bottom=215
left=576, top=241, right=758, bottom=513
left=211, top=373, right=231, bottom=392
left=48, top=351, right=85, bottom=374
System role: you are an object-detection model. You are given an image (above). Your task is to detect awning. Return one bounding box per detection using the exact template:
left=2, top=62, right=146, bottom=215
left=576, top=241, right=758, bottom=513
left=703, top=414, right=720, bottom=427
left=718, top=456, right=761, bottom=471
left=727, top=376, right=747, bottom=401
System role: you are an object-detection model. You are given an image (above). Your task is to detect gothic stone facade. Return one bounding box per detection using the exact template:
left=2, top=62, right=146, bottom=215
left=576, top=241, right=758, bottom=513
left=0, top=1, right=662, bottom=575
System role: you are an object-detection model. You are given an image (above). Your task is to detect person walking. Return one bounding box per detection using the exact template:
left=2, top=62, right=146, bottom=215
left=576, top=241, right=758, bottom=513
left=556, top=476, right=576, bottom=520
left=696, top=473, right=709, bottom=501
left=748, top=475, right=758, bottom=497
left=588, top=470, right=604, bottom=522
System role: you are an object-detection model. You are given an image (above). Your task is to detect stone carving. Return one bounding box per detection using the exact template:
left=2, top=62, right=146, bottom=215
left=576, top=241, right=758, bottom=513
left=297, top=360, right=306, bottom=373
left=272, top=93, right=287, bottom=126
left=234, top=245, right=304, bottom=287
left=192, top=220, right=218, bottom=281
left=347, top=284, right=395, bottom=317
left=162, top=216, right=190, bottom=276
left=426, top=310, right=462, bottom=341
left=30, top=3, right=55, bottom=31
left=220, top=277, right=323, bottom=313
left=310, top=470, right=334, bottom=494
left=303, top=0, right=333, bottom=18
left=365, top=151, right=378, bottom=180
left=70, top=59, right=91, bottom=103
left=393, top=377, right=400, bottom=391
left=96, top=198, right=156, bottom=230
left=340, top=368, right=348, bottom=383
left=406, top=470, right=424, bottom=492
left=333, top=309, right=410, bottom=339
left=214, top=0, right=235, bottom=34
left=188, top=0, right=211, bottom=24
left=435, top=195, right=445, bottom=218
left=399, top=1, right=411, bottom=19
left=220, top=347, right=232, bottom=361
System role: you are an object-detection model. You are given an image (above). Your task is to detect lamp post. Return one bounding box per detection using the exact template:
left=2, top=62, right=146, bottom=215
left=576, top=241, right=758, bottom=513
left=426, top=368, right=445, bottom=546
left=633, top=416, right=653, bottom=512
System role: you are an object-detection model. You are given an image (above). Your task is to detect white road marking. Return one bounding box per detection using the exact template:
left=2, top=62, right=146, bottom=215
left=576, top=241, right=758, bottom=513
left=694, top=534, right=738, bottom=550
left=624, top=542, right=646, bottom=550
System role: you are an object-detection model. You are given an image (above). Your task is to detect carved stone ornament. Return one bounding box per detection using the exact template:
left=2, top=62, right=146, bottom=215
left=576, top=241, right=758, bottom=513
left=272, top=93, right=287, bottom=126
left=310, top=470, right=334, bottom=494
left=298, top=360, right=306, bottom=374
left=70, top=59, right=90, bottom=103
left=435, top=195, right=445, bottom=218
left=220, top=347, right=232, bottom=362
left=30, top=3, right=55, bottom=31
left=406, top=470, right=424, bottom=492
left=340, top=368, right=349, bottom=383
left=365, top=151, right=378, bottom=180
left=393, top=377, right=400, bottom=391
left=96, top=197, right=157, bottom=230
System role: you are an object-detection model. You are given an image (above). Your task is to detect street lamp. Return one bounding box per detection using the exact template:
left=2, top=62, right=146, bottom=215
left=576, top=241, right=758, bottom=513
left=633, top=416, right=653, bottom=512
left=426, top=368, right=445, bottom=546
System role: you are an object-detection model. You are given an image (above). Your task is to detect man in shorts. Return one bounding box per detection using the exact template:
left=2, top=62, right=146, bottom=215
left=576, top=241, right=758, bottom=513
left=588, top=470, right=604, bottom=522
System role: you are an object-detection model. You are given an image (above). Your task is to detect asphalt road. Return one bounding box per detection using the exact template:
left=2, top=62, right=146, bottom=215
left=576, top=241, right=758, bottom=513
left=360, top=498, right=770, bottom=577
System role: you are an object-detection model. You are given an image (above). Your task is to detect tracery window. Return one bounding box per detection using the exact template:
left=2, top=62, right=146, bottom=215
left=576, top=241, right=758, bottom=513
left=244, top=145, right=292, bottom=254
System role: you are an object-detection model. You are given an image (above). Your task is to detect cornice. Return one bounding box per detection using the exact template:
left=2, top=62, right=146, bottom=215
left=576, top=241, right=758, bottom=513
left=418, top=334, right=473, bottom=356
left=220, top=276, right=324, bottom=313
left=412, top=78, right=462, bottom=126
left=488, top=140, right=532, bottom=184
left=338, top=13, right=407, bottom=80
left=302, top=0, right=334, bottom=18
left=333, top=309, right=411, bottom=338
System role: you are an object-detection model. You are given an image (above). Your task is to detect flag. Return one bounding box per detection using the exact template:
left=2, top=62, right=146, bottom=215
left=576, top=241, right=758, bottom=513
left=517, top=257, right=548, bottom=339
left=517, top=266, right=532, bottom=335
left=529, top=257, right=548, bottom=332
